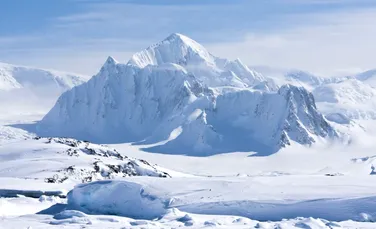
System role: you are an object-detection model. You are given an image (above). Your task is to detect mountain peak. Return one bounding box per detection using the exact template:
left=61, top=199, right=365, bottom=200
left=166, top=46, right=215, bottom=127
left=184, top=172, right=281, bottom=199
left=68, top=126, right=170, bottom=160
left=164, top=33, right=188, bottom=42
left=160, top=33, right=208, bottom=56
left=161, top=33, right=205, bottom=49
left=158, top=33, right=198, bottom=47
left=99, top=56, right=118, bottom=74
left=127, top=33, right=214, bottom=68
left=104, top=56, right=118, bottom=66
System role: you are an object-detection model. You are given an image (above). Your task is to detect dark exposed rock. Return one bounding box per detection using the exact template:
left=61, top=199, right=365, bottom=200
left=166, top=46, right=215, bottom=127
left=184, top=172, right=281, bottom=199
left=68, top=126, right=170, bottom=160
left=33, top=137, right=171, bottom=184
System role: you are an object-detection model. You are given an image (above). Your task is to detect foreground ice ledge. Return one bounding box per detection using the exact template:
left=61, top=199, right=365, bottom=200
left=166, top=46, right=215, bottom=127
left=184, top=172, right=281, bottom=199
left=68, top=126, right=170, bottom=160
left=67, top=179, right=376, bottom=222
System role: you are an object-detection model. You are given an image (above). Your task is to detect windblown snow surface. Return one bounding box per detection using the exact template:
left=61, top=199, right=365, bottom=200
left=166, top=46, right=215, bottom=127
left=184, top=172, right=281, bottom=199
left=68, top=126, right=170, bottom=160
left=2, top=34, right=376, bottom=228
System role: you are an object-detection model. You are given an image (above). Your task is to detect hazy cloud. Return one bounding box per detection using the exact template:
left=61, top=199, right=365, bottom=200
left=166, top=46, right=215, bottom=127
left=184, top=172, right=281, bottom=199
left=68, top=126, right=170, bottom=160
left=0, top=1, right=375, bottom=76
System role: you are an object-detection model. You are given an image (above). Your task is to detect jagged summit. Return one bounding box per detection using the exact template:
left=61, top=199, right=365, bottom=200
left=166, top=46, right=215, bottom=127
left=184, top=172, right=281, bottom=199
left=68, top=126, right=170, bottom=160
left=125, top=33, right=268, bottom=88
left=104, top=56, right=118, bottom=66
left=159, top=33, right=202, bottom=48
left=163, top=32, right=189, bottom=41
left=127, top=33, right=215, bottom=69
left=100, top=56, right=119, bottom=73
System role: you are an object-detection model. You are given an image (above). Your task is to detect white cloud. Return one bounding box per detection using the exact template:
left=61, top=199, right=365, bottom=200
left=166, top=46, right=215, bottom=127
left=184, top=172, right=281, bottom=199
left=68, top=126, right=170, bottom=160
left=56, top=12, right=109, bottom=22
left=206, top=9, right=376, bottom=76
left=1, top=3, right=376, bottom=76
left=0, top=48, right=134, bottom=76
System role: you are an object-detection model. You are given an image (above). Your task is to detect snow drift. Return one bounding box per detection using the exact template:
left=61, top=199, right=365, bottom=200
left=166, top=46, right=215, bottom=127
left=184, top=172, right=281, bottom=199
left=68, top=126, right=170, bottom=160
left=68, top=180, right=170, bottom=219
left=38, top=33, right=337, bottom=155
left=67, top=179, right=376, bottom=222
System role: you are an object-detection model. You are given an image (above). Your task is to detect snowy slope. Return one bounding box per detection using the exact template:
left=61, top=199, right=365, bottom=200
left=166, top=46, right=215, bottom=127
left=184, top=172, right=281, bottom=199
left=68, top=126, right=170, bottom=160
left=356, top=68, right=376, bottom=87
left=2, top=212, right=376, bottom=228
left=3, top=137, right=376, bottom=228
left=68, top=177, right=376, bottom=222
left=252, top=67, right=354, bottom=91
left=251, top=66, right=320, bottom=92
left=38, top=34, right=336, bottom=155
left=313, top=79, right=376, bottom=120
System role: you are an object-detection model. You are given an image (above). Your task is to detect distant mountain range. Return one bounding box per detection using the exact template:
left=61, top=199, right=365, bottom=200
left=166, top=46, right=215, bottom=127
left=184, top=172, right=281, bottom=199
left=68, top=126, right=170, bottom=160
left=0, top=62, right=87, bottom=95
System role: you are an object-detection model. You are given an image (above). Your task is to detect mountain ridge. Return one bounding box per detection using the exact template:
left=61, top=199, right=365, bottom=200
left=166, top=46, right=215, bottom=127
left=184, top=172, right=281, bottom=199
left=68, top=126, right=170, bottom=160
left=37, top=33, right=338, bottom=155
left=0, top=62, right=88, bottom=93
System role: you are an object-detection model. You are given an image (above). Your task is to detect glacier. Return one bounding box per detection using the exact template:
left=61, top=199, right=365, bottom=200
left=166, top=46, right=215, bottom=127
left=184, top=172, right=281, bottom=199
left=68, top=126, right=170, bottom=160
left=38, top=33, right=337, bottom=155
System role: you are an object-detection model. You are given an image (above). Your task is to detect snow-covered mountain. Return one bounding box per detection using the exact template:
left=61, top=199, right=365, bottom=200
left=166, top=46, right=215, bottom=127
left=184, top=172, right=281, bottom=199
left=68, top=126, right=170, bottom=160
left=251, top=66, right=355, bottom=90
left=253, top=66, right=376, bottom=123
left=356, top=69, right=376, bottom=87
left=0, top=62, right=88, bottom=121
left=313, top=79, right=376, bottom=121
left=0, top=62, right=87, bottom=94
left=38, top=33, right=337, bottom=155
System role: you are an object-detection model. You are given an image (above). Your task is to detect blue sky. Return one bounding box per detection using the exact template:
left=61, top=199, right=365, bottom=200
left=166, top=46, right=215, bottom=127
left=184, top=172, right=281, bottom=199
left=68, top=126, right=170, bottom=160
left=1, top=0, right=376, bottom=76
